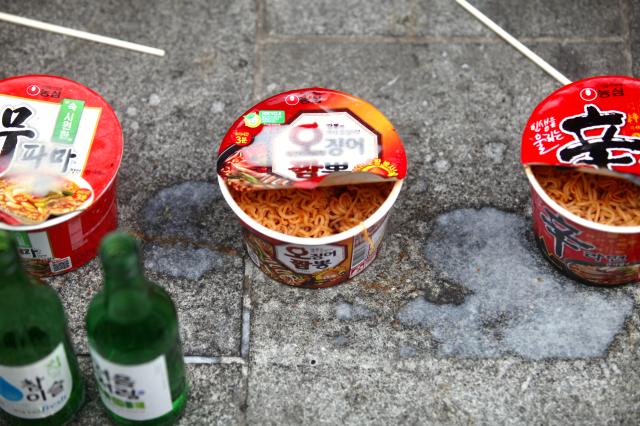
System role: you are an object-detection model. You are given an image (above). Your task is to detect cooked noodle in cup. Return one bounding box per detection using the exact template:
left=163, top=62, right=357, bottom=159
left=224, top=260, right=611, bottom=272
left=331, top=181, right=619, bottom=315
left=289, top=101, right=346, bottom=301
left=0, top=75, right=123, bottom=276
left=521, top=76, right=640, bottom=286
left=217, top=88, right=406, bottom=288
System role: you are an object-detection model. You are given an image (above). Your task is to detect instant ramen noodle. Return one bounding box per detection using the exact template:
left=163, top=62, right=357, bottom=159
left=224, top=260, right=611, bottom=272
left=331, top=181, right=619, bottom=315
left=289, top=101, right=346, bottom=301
left=532, top=166, right=640, bottom=227
left=522, top=76, right=640, bottom=286
left=217, top=88, right=407, bottom=288
left=0, top=75, right=123, bottom=276
left=230, top=182, right=394, bottom=238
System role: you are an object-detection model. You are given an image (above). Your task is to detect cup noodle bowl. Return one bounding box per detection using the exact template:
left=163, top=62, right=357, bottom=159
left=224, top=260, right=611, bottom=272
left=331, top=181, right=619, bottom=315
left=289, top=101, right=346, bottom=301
left=217, top=88, right=406, bottom=288
left=0, top=75, right=123, bottom=276
left=522, top=76, right=640, bottom=286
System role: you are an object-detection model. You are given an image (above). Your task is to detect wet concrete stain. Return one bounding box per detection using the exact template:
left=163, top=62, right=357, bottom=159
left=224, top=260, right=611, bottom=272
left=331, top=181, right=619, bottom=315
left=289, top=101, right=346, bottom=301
left=143, top=181, right=221, bottom=242
left=141, top=181, right=235, bottom=279
left=398, top=208, right=634, bottom=359
left=336, top=302, right=375, bottom=321
left=144, top=243, right=226, bottom=281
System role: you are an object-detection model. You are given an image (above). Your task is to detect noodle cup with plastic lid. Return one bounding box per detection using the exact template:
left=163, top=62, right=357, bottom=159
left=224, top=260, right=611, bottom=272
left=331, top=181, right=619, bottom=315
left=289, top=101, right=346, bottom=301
left=0, top=75, right=123, bottom=276
left=217, top=88, right=406, bottom=288
left=522, top=76, right=640, bottom=286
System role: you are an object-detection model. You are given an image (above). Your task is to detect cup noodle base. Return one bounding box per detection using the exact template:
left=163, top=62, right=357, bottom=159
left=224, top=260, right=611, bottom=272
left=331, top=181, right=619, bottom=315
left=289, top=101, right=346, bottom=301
left=217, top=88, right=406, bottom=288
left=0, top=75, right=123, bottom=276
left=522, top=76, right=640, bottom=286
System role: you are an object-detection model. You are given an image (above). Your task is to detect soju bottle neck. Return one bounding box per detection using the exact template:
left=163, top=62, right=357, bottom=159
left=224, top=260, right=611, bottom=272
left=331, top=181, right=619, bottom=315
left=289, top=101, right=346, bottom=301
left=103, top=254, right=148, bottom=291
left=100, top=233, right=148, bottom=292
left=100, top=233, right=152, bottom=322
left=0, top=231, right=31, bottom=286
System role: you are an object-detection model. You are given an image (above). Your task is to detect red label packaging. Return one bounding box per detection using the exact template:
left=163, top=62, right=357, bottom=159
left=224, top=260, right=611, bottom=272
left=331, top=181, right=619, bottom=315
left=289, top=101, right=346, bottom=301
left=0, top=75, right=123, bottom=276
left=522, top=76, right=640, bottom=285
left=217, top=88, right=406, bottom=288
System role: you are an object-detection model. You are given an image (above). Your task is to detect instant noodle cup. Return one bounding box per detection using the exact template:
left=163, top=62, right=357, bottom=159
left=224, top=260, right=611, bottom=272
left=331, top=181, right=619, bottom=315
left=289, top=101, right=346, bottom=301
left=522, top=76, right=640, bottom=286
left=0, top=75, right=123, bottom=276
left=217, top=88, right=406, bottom=288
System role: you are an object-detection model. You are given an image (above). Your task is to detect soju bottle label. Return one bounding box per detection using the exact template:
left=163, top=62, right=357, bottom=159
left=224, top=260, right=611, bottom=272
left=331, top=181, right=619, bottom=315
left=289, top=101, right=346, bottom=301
left=89, top=347, right=172, bottom=421
left=0, top=343, right=73, bottom=419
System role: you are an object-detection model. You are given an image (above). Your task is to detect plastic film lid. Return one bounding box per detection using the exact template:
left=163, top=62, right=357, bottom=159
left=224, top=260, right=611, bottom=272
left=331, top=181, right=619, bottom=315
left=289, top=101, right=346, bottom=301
left=216, top=88, right=407, bottom=190
left=521, top=76, right=640, bottom=181
left=0, top=75, right=123, bottom=228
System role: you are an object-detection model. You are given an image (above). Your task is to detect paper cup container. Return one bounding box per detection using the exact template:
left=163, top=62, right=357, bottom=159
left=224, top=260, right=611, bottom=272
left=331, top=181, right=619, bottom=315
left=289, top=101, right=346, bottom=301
left=521, top=76, right=640, bottom=286
left=525, top=166, right=640, bottom=285
left=220, top=176, right=402, bottom=288
left=0, top=75, right=123, bottom=276
left=217, top=88, right=407, bottom=288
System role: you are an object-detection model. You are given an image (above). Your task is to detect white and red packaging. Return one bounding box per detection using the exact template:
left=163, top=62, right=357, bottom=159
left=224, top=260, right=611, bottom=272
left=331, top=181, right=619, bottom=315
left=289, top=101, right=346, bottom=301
left=0, top=75, right=123, bottom=276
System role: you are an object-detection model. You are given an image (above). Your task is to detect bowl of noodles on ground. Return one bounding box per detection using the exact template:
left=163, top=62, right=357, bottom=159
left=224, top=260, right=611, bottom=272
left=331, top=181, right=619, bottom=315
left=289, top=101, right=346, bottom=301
left=218, top=177, right=403, bottom=288
left=528, top=165, right=640, bottom=229
left=525, top=165, right=640, bottom=286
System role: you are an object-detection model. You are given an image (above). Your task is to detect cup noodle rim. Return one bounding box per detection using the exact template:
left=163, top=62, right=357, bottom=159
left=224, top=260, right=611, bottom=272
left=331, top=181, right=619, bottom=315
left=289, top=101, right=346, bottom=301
left=524, top=165, right=640, bottom=234
left=0, top=74, right=123, bottom=232
left=521, top=75, right=640, bottom=235
left=218, top=174, right=403, bottom=245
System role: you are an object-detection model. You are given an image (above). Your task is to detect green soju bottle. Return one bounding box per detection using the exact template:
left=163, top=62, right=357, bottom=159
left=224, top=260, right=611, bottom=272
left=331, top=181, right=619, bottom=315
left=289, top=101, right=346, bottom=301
left=86, top=232, right=187, bottom=425
left=0, top=230, right=84, bottom=425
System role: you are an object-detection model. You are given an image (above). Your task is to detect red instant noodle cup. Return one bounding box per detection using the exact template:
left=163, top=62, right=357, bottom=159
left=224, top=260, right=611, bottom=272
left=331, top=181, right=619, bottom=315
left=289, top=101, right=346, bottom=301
left=522, top=76, right=640, bottom=286
left=0, top=75, right=123, bottom=276
left=217, top=88, right=407, bottom=288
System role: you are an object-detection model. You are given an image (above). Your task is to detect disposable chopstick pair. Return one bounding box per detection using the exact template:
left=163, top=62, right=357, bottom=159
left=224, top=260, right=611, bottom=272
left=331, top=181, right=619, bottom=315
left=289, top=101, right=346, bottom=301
left=455, top=0, right=572, bottom=86
left=0, top=11, right=165, bottom=57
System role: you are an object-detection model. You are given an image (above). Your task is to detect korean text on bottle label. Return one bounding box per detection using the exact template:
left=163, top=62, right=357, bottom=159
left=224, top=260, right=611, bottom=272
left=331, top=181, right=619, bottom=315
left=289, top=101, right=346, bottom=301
left=89, top=348, right=173, bottom=421
left=0, top=343, right=72, bottom=419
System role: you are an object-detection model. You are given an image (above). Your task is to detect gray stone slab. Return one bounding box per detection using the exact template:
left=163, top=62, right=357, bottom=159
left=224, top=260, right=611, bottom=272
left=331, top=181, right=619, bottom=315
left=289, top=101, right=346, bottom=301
left=264, top=0, right=413, bottom=37
left=70, top=358, right=245, bottom=425
left=47, top=248, right=243, bottom=357
left=249, top=37, right=640, bottom=424
left=419, top=0, right=626, bottom=38
left=262, top=0, right=624, bottom=39
left=247, top=356, right=640, bottom=425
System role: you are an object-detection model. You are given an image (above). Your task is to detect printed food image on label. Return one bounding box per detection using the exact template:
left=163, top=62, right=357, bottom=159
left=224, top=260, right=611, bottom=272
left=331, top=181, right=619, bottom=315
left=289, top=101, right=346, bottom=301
left=0, top=94, right=100, bottom=227
left=0, top=343, right=73, bottom=419
left=89, top=348, right=172, bottom=421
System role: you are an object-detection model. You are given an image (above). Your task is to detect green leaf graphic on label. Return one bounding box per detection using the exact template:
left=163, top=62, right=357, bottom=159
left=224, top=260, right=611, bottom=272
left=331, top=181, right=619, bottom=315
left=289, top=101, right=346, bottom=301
left=15, top=232, right=31, bottom=248
left=52, top=99, right=85, bottom=144
left=259, top=110, right=285, bottom=124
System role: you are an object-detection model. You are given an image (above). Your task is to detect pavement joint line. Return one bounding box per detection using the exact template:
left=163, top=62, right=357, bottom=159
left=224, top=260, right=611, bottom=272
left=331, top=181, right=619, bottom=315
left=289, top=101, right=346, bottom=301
left=184, top=356, right=246, bottom=365
left=261, top=34, right=627, bottom=46
left=409, top=0, right=418, bottom=38
left=252, top=0, right=266, bottom=101
left=75, top=354, right=247, bottom=365
left=240, top=259, right=252, bottom=360
left=621, top=0, right=634, bottom=76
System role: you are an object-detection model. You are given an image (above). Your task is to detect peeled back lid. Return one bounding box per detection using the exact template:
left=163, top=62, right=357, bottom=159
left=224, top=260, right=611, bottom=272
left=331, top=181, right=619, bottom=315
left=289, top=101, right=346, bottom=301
left=217, top=88, right=407, bottom=191
left=521, top=76, right=640, bottom=183
left=0, top=75, right=123, bottom=229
